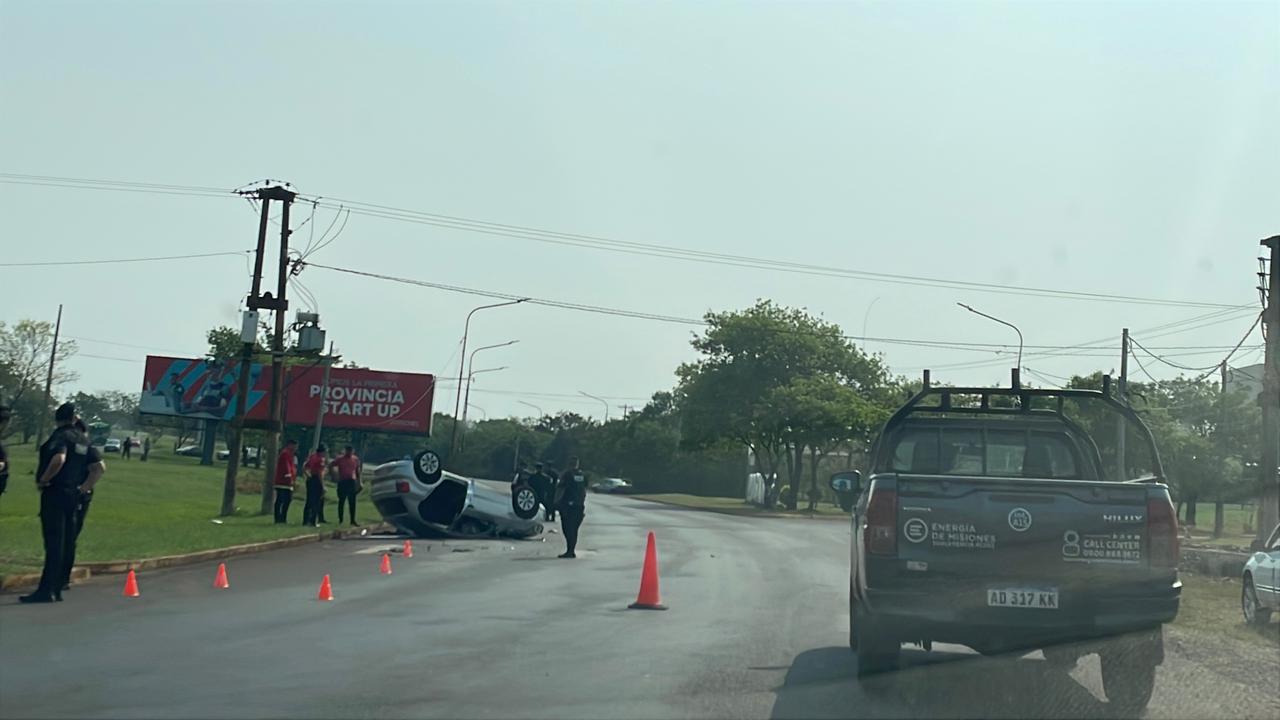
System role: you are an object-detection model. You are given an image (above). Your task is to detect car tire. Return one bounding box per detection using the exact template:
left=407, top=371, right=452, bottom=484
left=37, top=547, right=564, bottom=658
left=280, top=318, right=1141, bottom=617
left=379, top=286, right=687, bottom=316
left=1099, top=630, right=1159, bottom=715
left=1243, top=576, right=1272, bottom=627
left=412, top=450, right=443, bottom=484
left=853, top=600, right=898, bottom=678
left=511, top=483, right=540, bottom=520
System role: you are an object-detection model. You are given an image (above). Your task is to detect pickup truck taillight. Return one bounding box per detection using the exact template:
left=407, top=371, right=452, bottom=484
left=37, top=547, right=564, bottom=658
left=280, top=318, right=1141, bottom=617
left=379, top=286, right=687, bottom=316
left=1147, top=495, right=1179, bottom=569
left=395, top=480, right=411, bottom=494
left=865, top=487, right=897, bottom=555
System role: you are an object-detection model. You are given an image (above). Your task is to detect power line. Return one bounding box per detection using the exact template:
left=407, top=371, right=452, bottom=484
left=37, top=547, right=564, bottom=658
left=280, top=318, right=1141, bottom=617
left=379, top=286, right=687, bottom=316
left=1130, top=312, right=1263, bottom=374
left=0, top=250, right=251, bottom=267
left=0, top=171, right=1250, bottom=309
left=301, top=198, right=1244, bottom=309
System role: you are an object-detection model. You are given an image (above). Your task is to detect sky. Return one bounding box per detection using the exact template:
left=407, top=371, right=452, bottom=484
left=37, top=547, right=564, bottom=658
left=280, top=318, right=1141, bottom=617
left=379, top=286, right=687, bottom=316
left=1, top=0, right=1276, bottom=422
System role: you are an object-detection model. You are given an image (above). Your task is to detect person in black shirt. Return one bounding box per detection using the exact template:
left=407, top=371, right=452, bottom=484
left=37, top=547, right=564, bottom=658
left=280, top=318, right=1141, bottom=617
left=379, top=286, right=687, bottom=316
left=21, top=403, right=105, bottom=604
left=61, top=420, right=103, bottom=591
left=528, top=462, right=555, bottom=521
left=0, top=401, right=11, bottom=502
left=553, top=456, right=588, bottom=559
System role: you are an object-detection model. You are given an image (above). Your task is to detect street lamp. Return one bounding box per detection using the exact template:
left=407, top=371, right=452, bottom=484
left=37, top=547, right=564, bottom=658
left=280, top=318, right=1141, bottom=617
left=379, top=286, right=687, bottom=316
left=579, top=390, right=609, bottom=422
left=449, top=299, right=527, bottom=457
left=518, top=400, right=545, bottom=418
left=449, top=336, right=519, bottom=457
left=862, top=296, right=881, bottom=350
left=460, top=365, right=508, bottom=429
left=957, top=302, right=1024, bottom=371
left=467, top=402, right=487, bottom=420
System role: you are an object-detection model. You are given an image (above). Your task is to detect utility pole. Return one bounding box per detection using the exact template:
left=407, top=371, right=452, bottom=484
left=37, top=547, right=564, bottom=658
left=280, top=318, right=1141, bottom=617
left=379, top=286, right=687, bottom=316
left=221, top=185, right=295, bottom=517
left=37, top=304, right=62, bottom=443
left=260, top=190, right=296, bottom=514
left=1257, top=234, right=1280, bottom=545
left=1116, top=328, right=1129, bottom=482
left=1214, top=361, right=1227, bottom=539
left=311, top=341, right=336, bottom=453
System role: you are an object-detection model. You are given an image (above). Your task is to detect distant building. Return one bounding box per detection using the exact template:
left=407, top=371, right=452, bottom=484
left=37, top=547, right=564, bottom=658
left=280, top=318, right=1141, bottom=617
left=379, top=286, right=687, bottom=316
left=1225, top=363, right=1265, bottom=402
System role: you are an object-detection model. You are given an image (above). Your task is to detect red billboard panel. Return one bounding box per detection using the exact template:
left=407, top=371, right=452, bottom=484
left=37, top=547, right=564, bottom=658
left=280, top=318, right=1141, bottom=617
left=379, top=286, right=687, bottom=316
left=279, top=365, right=435, bottom=434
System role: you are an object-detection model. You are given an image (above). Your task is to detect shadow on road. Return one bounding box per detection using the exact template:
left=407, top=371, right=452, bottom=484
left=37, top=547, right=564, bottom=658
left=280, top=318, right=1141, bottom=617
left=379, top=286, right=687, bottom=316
left=770, top=646, right=1120, bottom=720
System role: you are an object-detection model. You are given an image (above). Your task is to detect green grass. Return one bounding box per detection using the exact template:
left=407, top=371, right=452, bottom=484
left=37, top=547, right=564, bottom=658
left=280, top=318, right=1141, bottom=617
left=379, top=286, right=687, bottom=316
left=1174, top=573, right=1279, bottom=649
left=0, top=444, right=384, bottom=576
left=629, top=493, right=847, bottom=519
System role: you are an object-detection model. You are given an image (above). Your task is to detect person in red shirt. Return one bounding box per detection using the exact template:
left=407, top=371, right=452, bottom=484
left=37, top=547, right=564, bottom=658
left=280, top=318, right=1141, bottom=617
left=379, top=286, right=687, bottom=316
left=272, top=439, right=299, bottom=524
left=301, top=444, right=328, bottom=527
left=329, top=445, right=362, bottom=526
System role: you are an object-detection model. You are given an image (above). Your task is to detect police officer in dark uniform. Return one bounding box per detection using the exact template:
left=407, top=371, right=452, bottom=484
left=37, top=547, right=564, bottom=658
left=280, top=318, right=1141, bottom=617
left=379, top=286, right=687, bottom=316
left=528, top=462, right=554, bottom=521
left=21, top=403, right=104, bottom=604
left=553, top=456, right=588, bottom=559
left=61, top=420, right=102, bottom=591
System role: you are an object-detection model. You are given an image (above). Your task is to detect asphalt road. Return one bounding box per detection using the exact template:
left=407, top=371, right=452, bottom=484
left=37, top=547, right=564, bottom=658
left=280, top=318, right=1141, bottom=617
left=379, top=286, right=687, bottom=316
left=1, top=491, right=1276, bottom=719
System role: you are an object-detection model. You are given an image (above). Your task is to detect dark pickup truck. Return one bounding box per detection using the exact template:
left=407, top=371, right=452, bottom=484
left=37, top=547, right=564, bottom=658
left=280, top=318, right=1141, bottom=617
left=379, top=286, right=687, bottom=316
left=831, top=374, right=1180, bottom=713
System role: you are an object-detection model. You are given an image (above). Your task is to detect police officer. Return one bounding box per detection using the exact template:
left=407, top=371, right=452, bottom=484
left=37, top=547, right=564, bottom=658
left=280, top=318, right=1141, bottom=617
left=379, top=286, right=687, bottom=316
left=21, top=403, right=104, bottom=604
left=528, top=462, right=554, bottom=521
left=62, top=419, right=104, bottom=591
left=553, top=456, right=588, bottom=559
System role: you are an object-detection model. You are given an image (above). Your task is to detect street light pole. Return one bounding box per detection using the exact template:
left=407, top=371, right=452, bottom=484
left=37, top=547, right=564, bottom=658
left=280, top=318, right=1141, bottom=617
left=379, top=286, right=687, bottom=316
left=861, top=296, right=881, bottom=350
left=579, top=390, right=609, bottom=422
left=449, top=299, right=527, bottom=459
left=460, top=365, right=508, bottom=431
left=518, top=400, right=544, bottom=418
left=957, top=302, right=1024, bottom=373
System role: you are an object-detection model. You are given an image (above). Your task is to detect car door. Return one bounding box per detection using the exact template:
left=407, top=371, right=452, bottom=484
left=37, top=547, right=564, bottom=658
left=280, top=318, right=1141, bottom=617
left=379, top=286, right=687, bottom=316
left=1265, top=525, right=1280, bottom=609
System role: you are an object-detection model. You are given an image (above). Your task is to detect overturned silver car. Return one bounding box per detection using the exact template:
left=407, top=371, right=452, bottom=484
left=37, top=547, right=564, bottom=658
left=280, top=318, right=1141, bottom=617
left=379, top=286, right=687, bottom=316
left=369, top=450, right=545, bottom=539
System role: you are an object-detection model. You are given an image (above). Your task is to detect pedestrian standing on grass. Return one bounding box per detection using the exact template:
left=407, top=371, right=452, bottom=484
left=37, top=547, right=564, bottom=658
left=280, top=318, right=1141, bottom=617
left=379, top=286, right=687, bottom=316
left=21, top=403, right=104, bottom=604
left=302, top=444, right=328, bottom=527
left=141, top=434, right=150, bottom=462
left=121, top=436, right=131, bottom=460
left=554, top=456, right=588, bottom=559
left=330, top=445, right=362, bottom=526
left=272, top=439, right=298, bottom=524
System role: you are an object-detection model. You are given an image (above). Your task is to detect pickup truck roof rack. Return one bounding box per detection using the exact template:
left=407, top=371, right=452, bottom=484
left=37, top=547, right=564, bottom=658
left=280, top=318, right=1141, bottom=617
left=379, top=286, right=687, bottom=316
left=879, top=368, right=1166, bottom=481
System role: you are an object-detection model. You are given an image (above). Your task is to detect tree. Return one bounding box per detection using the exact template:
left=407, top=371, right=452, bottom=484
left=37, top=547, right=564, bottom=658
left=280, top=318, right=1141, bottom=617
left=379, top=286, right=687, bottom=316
left=677, top=300, right=888, bottom=508
left=0, top=320, right=78, bottom=442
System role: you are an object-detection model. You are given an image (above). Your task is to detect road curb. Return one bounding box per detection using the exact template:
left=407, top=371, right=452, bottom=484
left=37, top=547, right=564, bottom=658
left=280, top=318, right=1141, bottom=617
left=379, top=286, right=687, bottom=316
left=0, top=523, right=393, bottom=592
left=629, top=495, right=847, bottom=521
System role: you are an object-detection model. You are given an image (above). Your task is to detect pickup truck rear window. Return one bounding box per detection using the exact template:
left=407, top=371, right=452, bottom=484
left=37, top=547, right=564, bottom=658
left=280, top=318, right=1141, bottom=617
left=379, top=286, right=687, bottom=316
left=888, top=428, right=1081, bottom=479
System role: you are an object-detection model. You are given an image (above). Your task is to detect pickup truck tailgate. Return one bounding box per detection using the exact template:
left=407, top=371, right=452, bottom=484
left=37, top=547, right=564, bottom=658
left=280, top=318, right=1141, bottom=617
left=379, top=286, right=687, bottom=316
left=894, top=474, right=1150, bottom=580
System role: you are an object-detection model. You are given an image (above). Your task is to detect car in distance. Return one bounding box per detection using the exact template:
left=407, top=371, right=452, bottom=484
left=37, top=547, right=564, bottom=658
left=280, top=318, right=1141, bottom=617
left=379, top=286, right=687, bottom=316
left=830, top=373, right=1180, bottom=714
left=1243, top=523, right=1280, bottom=626
left=174, top=445, right=202, bottom=457
left=592, top=477, right=632, bottom=494
left=370, top=450, right=544, bottom=539
left=103, top=438, right=122, bottom=453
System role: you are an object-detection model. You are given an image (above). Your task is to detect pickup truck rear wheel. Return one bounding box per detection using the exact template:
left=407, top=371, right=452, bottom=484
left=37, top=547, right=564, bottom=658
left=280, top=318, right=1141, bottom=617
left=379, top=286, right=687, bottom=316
left=1099, top=631, right=1159, bottom=714
left=853, top=602, right=899, bottom=678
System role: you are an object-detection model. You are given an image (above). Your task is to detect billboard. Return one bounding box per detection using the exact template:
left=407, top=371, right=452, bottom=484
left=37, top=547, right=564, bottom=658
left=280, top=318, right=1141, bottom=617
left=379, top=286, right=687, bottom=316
left=141, top=356, right=435, bottom=434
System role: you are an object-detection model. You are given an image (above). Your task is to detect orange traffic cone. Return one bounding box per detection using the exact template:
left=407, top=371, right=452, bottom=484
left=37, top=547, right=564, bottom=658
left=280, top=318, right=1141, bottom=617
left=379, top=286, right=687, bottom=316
left=213, top=563, right=229, bottom=589
left=403, top=540, right=414, bottom=558
left=317, top=574, right=334, bottom=601
left=122, top=569, right=140, bottom=598
left=380, top=553, right=393, bottom=575
left=628, top=531, right=667, bottom=610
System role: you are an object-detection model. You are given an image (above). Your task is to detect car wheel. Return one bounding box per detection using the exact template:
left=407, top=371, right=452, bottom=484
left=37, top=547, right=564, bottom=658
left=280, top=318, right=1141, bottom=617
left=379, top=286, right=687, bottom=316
left=413, top=450, right=443, bottom=484
left=1099, top=631, right=1159, bottom=715
left=511, top=483, right=540, bottom=520
left=1243, top=576, right=1272, bottom=627
left=853, top=600, right=899, bottom=678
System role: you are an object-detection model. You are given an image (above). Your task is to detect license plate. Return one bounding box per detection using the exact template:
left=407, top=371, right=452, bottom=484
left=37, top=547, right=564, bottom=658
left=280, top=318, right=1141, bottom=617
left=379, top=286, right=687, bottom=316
left=987, top=588, right=1059, bottom=609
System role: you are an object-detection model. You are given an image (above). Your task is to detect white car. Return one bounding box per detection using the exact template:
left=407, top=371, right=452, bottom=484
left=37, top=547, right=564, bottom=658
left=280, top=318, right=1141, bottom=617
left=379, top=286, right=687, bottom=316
left=103, top=438, right=122, bottom=453
left=592, top=477, right=632, bottom=494
left=369, top=450, right=544, bottom=539
left=1243, top=523, right=1280, bottom=626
